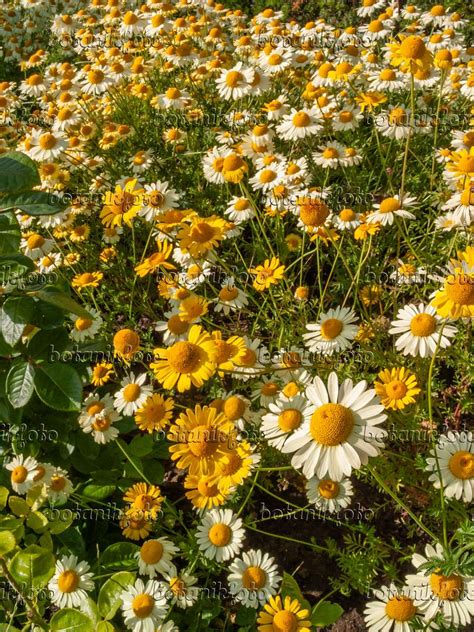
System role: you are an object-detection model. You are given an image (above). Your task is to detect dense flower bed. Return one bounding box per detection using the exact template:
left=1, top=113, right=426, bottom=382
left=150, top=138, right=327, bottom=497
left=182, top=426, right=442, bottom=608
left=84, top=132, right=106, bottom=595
left=0, top=0, right=473, bottom=631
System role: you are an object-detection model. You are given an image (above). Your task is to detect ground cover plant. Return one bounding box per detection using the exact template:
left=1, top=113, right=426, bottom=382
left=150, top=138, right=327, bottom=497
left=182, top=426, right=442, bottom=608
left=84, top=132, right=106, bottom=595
left=0, top=0, right=473, bottom=630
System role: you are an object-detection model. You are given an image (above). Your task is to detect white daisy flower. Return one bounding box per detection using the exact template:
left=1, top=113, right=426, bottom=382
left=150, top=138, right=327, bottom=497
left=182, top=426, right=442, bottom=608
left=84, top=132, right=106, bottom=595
left=69, top=308, right=102, bottom=342
left=333, top=208, right=361, bottom=231
left=258, top=47, right=293, bottom=74
left=367, top=195, right=417, bottom=225
left=364, top=583, right=421, bottom=632
left=282, top=372, right=387, bottom=480
left=162, top=565, right=199, bottom=609
left=79, top=394, right=115, bottom=427
left=261, top=394, right=312, bottom=450
left=202, top=146, right=227, bottom=184
left=140, top=181, right=179, bottom=221
left=332, top=106, right=363, bottom=131
left=406, top=543, right=474, bottom=628
left=228, top=549, right=281, bottom=608
left=114, top=373, right=153, bottom=416
left=442, top=187, right=474, bottom=225
left=81, top=409, right=120, bottom=444
left=28, top=129, right=68, bottom=162
left=426, top=431, right=473, bottom=503
left=388, top=304, right=457, bottom=358
left=224, top=197, right=255, bottom=224
left=276, top=108, right=323, bottom=140
left=306, top=476, right=354, bottom=514
left=357, top=0, right=385, bottom=18
left=214, top=277, right=248, bottom=315
left=21, top=232, right=55, bottom=259
left=5, top=454, right=38, bottom=494
left=216, top=62, right=254, bottom=100
left=375, top=107, right=413, bottom=141
left=196, top=508, right=245, bottom=562
left=263, top=93, right=289, bottom=121
left=303, top=306, right=358, bottom=355
left=121, top=578, right=168, bottom=631
left=48, top=555, right=94, bottom=609
left=46, top=467, right=73, bottom=503
left=154, top=311, right=190, bottom=344
left=136, top=537, right=179, bottom=579
left=313, top=141, right=347, bottom=169
left=368, top=68, right=407, bottom=92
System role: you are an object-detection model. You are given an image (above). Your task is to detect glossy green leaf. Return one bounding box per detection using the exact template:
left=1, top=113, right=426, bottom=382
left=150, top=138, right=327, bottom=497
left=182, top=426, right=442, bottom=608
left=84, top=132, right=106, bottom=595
left=0, top=190, right=67, bottom=215
left=99, top=542, right=139, bottom=571
left=98, top=571, right=135, bottom=620
left=30, top=289, right=92, bottom=319
left=6, top=362, right=35, bottom=407
left=0, top=530, right=16, bottom=555
left=0, top=152, right=40, bottom=194
left=8, top=544, right=55, bottom=589
left=0, top=213, right=21, bottom=255
left=50, top=609, right=95, bottom=632
left=34, top=362, right=82, bottom=411
left=311, top=601, right=344, bottom=627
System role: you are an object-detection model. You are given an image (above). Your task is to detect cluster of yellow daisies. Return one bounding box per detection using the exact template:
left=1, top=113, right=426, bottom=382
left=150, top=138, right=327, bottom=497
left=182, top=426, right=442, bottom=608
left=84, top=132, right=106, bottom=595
left=1, top=0, right=474, bottom=630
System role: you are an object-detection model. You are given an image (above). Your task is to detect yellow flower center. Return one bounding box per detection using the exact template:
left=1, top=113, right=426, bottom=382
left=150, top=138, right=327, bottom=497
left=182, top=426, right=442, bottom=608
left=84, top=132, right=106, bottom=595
left=223, top=395, right=246, bottom=420
left=320, top=318, right=343, bottom=340
left=50, top=475, right=66, bottom=491
left=267, top=53, right=283, bottom=66
left=87, top=69, right=105, bottom=84
left=445, top=275, right=474, bottom=305
left=389, top=108, right=407, bottom=125
left=26, top=233, right=45, bottom=249
left=169, top=577, right=185, bottom=596
left=38, top=133, right=57, bottom=150
left=259, top=169, right=277, bottom=184
left=278, top=409, right=303, bottom=432
left=456, top=156, right=474, bottom=174
left=292, top=111, right=311, bottom=127
left=208, top=523, right=231, bottom=546
left=11, top=465, right=28, bottom=484
left=399, top=35, right=427, bottom=60
left=223, top=154, right=245, bottom=172
left=410, top=313, right=436, bottom=337
left=385, top=596, right=416, bottom=621
left=385, top=380, right=408, bottom=400
left=219, top=452, right=242, bottom=476
left=57, top=570, right=79, bottom=593
left=114, top=329, right=140, bottom=356
left=219, top=287, right=239, bottom=301
left=225, top=70, right=243, bottom=87
left=368, top=19, right=383, bottom=33
left=168, top=341, right=201, bottom=373
left=188, top=424, right=218, bottom=457
left=339, top=209, right=356, bottom=221
left=323, top=147, right=339, bottom=160
left=318, top=479, right=340, bottom=499
left=75, top=317, right=93, bottom=331
left=448, top=451, right=474, bottom=479
left=239, top=348, right=257, bottom=366
left=430, top=4, right=445, bottom=16
left=339, top=111, right=354, bottom=123
left=299, top=200, right=329, bottom=226
left=87, top=402, right=104, bottom=416
left=261, top=382, right=279, bottom=396
left=310, top=403, right=354, bottom=445
left=379, top=197, right=401, bottom=213
left=140, top=540, right=164, bottom=564
left=197, top=479, right=219, bottom=497
left=33, top=466, right=46, bottom=482
left=92, top=415, right=112, bottom=431
left=272, top=610, right=298, bottom=632
left=133, top=493, right=155, bottom=511
left=165, top=87, right=180, bottom=99
left=132, top=594, right=155, bottom=618
left=167, top=314, right=189, bottom=335
left=242, top=566, right=266, bottom=590
left=430, top=573, right=463, bottom=601
left=460, top=188, right=474, bottom=206
left=148, top=191, right=165, bottom=207
left=379, top=68, right=396, bottom=81
left=123, top=383, right=141, bottom=402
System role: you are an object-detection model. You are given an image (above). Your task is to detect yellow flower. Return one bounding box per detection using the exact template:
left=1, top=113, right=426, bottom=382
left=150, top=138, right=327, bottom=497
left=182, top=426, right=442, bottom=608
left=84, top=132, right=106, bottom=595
left=179, top=294, right=209, bottom=322
left=388, top=35, right=433, bottom=73
left=430, top=270, right=474, bottom=319
left=71, top=271, right=103, bottom=291
left=100, top=179, right=143, bottom=227
left=134, top=240, right=176, bottom=277
left=359, top=284, right=382, bottom=306
left=446, top=148, right=474, bottom=182
left=355, top=91, right=387, bottom=113
left=211, top=331, right=247, bottom=375
left=135, top=393, right=174, bottom=434
left=167, top=404, right=234, bottom=475
left=221, top=153, right=248, bottom=183
left=257, top=595, right=312, bottom=632
left=184, top=473, right=230, bottom=511
left=151, top=324, right=217, bottom=392
left=113, top=328, right=141, bottom=361
left=354, top=222, right=380, bottom=240
left=91, top=362, right=114, bottom=386
left=215, top=440, right=255, bottom=489
left=123, top=482, right=164, bottom=521
left=374, top=367, right=421, bottom=410
left=120, top=515, right=152, bottom=541
left=177, top=216, right=229, bottom=258
left=249, top=257, right=286, bottom=291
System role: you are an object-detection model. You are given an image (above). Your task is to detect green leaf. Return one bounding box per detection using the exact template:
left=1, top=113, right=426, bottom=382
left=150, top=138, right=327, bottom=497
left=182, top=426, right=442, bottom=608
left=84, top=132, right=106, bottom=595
left=0, top=212, right=20, bottom=255
left=31, top=289, right=93, bottom=319
left=50, top=609, right=95, bottom=632
left=34, top=362, right=82, bottom=411
left=8, top=544, right=55, bottom=589
left=0, top=297, right=35, bottom=346
left=27, top=328, right=69, bottom=361
left=29, top=300, right=66, bottom=329
left=8, top=496, right=30, bottom=517
left=6, top=362, right=35, bottom=407
left=26, top=511, right=49, bottom=533
left=98, top=571, right=135, bottom=620
left=0, top=253, right=35, bottom=280
left=0, top=152, right=40, bottom=193
left=129, top=434, right=155, bottom=457
left=311, top=601, right=344, bottom=627
left=0, top=190, right=67, bottom=215
left=0, top=486, right=9, bottom=510
left=96, top=624, right=115, bottom=632
left=0, top=530, right=16, bottom=555
left=99, top=543, right=139, bottom=571
left=81, top=484, right=116, bottom=501
left=280, top=572, right=311, bottom=612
